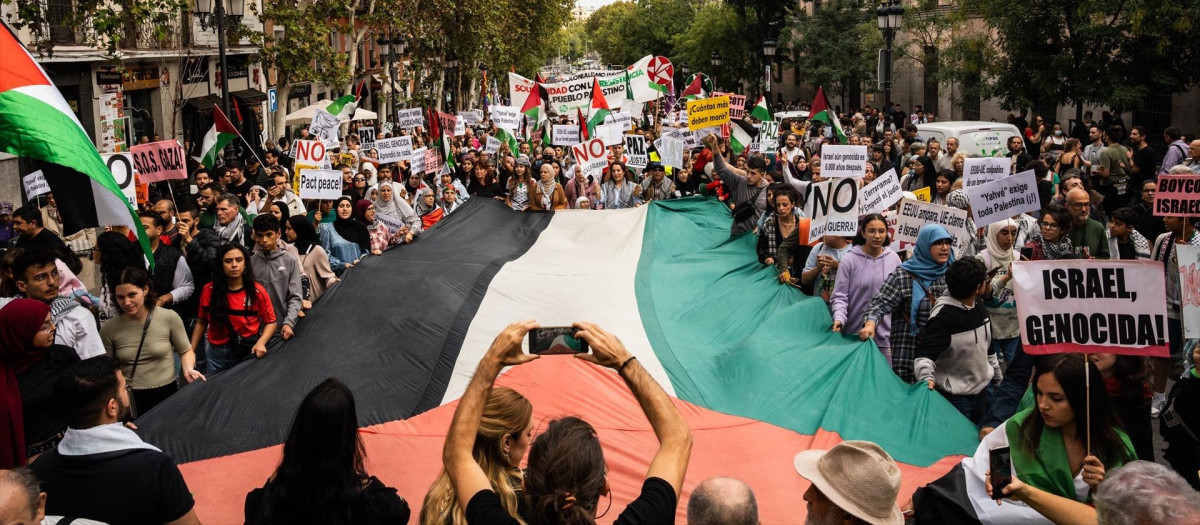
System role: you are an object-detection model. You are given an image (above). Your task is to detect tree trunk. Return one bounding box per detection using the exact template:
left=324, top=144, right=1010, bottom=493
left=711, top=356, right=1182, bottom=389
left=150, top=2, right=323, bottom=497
left=273, top=82, right=292, bottom=144
left=467, top=76, right=478, bottom=110
left=435, top=67, right=445, bottom=112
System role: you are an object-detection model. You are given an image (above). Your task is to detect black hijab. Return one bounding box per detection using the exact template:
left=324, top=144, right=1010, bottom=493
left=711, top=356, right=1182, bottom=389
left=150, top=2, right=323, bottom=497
left=270, top=201, right=290, bottom=237
left=288, top=215, right=319, bottom=254
left=331, top=196, right=370, bottom=251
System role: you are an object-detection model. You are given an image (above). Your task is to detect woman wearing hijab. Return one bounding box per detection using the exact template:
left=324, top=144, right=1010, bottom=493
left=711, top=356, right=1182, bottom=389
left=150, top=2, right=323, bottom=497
left=354, top=199, right=401, bottom=255
left=1, top=298, right=79, bottom=468
left=268, top=201, right=290, bottom=238
left=414, top=189, right=445, bottom=230
left=373, top=182, right=421, bottom=236
left=946, top=189, right=980, bottom=256
left=319, top=196, right=368, bottom=274
left=285, top=216, right=339, bottom=303
left=978, top=219, right=1022, bottom=369
left=528, top=163, right=567, bottom=211
left=861, top=224, right=955, bottom=383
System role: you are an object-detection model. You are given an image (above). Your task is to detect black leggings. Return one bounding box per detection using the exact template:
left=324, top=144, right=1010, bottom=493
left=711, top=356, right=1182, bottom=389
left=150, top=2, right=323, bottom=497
left=133, top=382, right=179, bottom=418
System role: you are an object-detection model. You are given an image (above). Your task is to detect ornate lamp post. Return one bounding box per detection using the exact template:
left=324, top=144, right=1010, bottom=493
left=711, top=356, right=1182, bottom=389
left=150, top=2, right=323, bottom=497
left=876, top=1, right=905, bottom=110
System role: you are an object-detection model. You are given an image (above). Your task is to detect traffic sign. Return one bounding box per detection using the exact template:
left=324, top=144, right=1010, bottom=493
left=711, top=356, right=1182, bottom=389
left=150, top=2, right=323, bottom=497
left=268, top=87, right=278, bottom=113
left=648, top=56, right=674, bottom=88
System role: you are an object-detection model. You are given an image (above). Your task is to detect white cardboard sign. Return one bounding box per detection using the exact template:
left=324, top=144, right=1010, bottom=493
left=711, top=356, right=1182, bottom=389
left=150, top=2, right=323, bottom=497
left=572, top=138, right=609, bottom=179
left=491, top=106, right=521, bottom=133
left=965, top=169, right=1041, bottom=226
left=859, top=168, right=903, bottom=214
left=553, top=125, right=580, bottom=146
left=23, top=170, right=50, bottom=199
left=963, top=157, right=1011, bottom=188
left=820, top=145, right=869, bottom=179
left=375, top=136, right=414, bottom=163
left=298, top=169, right=343, bottom=200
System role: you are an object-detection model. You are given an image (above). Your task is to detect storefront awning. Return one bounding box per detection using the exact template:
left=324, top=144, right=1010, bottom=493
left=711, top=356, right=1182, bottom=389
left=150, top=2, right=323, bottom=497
left=184, top=94, right=223, bottom=110
left=231, top=88, right=268, bottom=104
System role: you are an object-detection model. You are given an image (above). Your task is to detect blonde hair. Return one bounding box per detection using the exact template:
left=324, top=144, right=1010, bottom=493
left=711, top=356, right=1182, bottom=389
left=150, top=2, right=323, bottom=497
left=421, top=387, right=533, bottom=525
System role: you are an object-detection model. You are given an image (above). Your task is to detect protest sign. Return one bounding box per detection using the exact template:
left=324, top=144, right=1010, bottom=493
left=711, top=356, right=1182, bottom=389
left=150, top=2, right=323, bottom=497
left=686, top=96, right=731, bottom=131
left=410, top=147, right=427, bottom=174
left=965, top=169, right=1040, bottom=226
left=1153, top=174, right=1200, bottom=217
left=101, top=153, right=141, bottom=208
left=1014, top=260, right=1169, bottom=356
left=357, top=127, right=376, bottom=150
left=22, top=170, right=49, bottom=199
left=485, top=136, right=501, bottom=155
left=298, top=169, right=342, bottom=200
left=572, top=138, right=609, bottom=179
left=715, top=93, right=747, bottom=120
left=288, top=140, right=298, bottom=160
left=294, top=140, right=331, bottom=169
left=624, top=135, right=648, bottom=168
left=397, top=108, right=424, bottom=129
left=381, top=122, right=393, bottom=135
left=659, top=136, right=684, bottom=169
left=859, top=169, right=903, bottom=214
left=459, top=110, right=481, bottom=126
left=604, top=112, right=633, bottom=131
left=375, top=136, right=413, bottom=163
left=804, top=178, right=860, bottom=240
left=962, top=157, right=1010, bottom=188
left=128, top=140, right=187, bottom=183
left=758, top=120, right=778, bottom=143
left=490, top=106, right=521, bottom=133
left=552, top=125, right=580, bottom=146
left=1180, top=245, right=1200, bottom=338
left=511, top=56, right=662, bottom=115
left=595, top=123, right=624, bottom=147
left=912, top=186, right=931, bottom=202
left=890, top=198, right=970, bottom=254
left=437, top=112, right=457, bottom=136
left=454, top=117, right=465, bottom=137
left=424, top=148, right=439, bottom=174
left=310, top=109, right=340, bottom=146
left=376, top=212, right=407, bottom=233
left=820, top=145, right=869, bottom=179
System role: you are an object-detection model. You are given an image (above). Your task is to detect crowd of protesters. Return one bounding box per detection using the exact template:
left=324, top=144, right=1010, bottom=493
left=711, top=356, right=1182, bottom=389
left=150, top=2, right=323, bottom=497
left=1, top=96, right=1199, bottom=525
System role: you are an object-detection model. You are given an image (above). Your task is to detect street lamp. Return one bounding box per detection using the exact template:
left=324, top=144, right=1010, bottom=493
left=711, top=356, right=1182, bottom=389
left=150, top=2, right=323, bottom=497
left=194, top=0, right=245, bottom=149
left=445, top=51, right=459, bottom=112
left=876, top=0, right=905, bottom=113
left=377, top=33, right=392, bottom=123
left=762, top=39, right=776, bottom=105
left=710, top=52, right=722, bottom=91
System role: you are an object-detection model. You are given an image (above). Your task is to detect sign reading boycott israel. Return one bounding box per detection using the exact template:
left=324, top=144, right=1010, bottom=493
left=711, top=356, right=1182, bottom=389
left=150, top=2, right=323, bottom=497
left=1013, top=260, right=1169, bottom=357
left=1154, top=174, right=1200, bottom=216
left=686, top=96, right=730, bottom=131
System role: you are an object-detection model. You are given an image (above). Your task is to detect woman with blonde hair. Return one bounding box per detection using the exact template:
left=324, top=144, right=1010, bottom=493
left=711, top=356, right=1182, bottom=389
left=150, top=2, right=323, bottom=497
left=422, top=387, right=533, bottom=525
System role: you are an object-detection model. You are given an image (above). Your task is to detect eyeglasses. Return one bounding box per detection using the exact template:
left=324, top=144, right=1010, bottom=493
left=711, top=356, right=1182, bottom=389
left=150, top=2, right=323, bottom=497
left=40, top=319, right=55, bottom=333
left=1067, top=202, right=1088, bottom=209
left=1039, top=221, right=1060, bottom=229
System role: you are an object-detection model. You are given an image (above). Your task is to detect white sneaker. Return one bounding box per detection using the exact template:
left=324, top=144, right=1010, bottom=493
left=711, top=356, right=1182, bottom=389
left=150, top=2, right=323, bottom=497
left=1151, top=395, right=1167, bottom=418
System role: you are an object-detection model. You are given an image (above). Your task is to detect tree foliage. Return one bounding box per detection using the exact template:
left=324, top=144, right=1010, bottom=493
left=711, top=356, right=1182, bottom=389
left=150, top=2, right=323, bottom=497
left=780, top=0, right=880, bottom=100
left=585, top=0, right=697, bottom=67
left=2, top=0, right=190, bottom=57
left=670, top=2, right=761, bottom=93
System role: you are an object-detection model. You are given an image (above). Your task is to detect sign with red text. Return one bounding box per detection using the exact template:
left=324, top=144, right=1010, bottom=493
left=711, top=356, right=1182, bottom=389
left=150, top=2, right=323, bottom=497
left=1014, top=260, right=1169, bottom=356
left=803, top=178, right=860, bottom=241
left=572, top=138, right=609, bottom=179
left=1179, top=245, right=1200, bottom=338
left=129, top=140, right=188, bottom=182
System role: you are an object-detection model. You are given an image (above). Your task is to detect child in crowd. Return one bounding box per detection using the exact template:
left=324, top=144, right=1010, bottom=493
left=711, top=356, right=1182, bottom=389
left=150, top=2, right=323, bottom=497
left=914, top=257, right=1001, bottom=426
left=1107, top=207, right=1151, bottom=260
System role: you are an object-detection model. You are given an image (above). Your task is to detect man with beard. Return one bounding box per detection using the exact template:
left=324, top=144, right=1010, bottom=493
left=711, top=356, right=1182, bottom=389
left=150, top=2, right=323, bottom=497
left=29, top=356, right=200, bottom=524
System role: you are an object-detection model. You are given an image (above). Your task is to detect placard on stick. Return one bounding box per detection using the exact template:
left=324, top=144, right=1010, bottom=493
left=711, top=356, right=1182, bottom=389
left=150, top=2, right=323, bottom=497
left=820, top=145, right=869, bottom=179
left=624, top=135, right=648, bottom=169
left=963, top=157, right=1010, bottom=188
left=859, top=169, right=903, bottom=214
left=1153, top=175, right=1200, bottom=217
left=686, top=96, right=730, bottom=131
left=964, top=169, right=1040, bottom=226
left=572, top=138, right=609, bottom=179
left=299, top=169, right=342, bottom=200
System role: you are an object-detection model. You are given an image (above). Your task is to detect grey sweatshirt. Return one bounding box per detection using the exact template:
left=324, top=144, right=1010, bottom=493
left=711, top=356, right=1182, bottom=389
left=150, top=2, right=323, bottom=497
left=913, top=296, right=1002, bottom=396
left=251, top=247, right=303, bottom=330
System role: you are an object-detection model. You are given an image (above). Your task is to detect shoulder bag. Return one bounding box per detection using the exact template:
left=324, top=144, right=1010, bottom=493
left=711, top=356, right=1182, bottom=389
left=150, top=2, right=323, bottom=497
left=124, top=309, right=155, bottom=420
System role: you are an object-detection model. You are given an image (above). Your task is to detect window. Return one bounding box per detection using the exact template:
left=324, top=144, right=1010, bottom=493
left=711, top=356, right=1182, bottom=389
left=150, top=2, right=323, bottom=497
left=46, top=0, right=79, bottom=44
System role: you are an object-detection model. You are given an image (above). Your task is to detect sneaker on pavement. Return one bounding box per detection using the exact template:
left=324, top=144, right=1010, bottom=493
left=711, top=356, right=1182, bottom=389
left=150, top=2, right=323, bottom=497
left=1152, top=395, right=1167, bottom=418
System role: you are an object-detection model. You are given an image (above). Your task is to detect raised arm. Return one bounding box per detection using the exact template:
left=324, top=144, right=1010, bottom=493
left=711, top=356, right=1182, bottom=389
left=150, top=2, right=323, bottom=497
left=445, top=320, right=540, bottom=510
left=573, top=321, right=693, bottom=498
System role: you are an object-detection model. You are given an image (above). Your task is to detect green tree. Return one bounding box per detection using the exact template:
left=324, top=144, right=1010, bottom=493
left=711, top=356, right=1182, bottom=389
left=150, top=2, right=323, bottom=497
left=780, top=0, right=881, bottom=106
left=586, top=0, right=697, bottom=67
left=946, top=0, right=1200, bottom=119
left=670, top=2, right=761, bottom=93
left=2, top=0, right=190, bottom=57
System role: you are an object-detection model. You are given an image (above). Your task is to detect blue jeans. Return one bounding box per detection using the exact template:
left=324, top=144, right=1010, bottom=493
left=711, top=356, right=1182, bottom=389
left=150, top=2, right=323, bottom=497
left=944, top=390, right=993, bottom=428
left=205, top=341, right=236, bottom=374
left=992, top=337, right=1020, bottom=370
left=982, top=340, right=1033, bottom=429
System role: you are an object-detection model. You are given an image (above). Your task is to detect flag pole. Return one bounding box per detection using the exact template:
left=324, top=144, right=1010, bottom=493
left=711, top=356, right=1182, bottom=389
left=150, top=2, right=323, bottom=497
left=1085, top=353, right=1091, bottom=455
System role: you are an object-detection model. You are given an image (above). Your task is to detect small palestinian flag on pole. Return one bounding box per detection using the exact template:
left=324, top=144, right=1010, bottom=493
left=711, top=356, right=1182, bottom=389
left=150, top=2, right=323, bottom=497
left=577, top=107, right=590, bottom=141
left=586, top=78, right=611, bottom=139
left=729, top=120, right=759, bottom=156
left=809, top=86, right=846, bottom=143
left=199, top=106, right=239, bottom=169
left=0, top=25, right=154, bottom=267
left=520, top=78, right=546, bottom=128
left=750, top=95, right=772, bottom=122
left=494, top=127, right=520, bottom=156
left=680, top=73, right=711, bottom=101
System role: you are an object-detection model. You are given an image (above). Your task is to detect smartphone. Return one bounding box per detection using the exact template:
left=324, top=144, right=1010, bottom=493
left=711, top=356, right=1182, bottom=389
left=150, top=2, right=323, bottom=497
left=989, top=446, right=1013, bottom=499
left=528, top=327, right=589, bottom=355
left=1019, top=247, right=1034, bottom=261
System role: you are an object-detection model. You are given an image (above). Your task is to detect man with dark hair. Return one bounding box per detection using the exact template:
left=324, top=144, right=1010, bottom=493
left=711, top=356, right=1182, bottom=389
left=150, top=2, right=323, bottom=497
left=1096, top=125, right=1130, bottom=213
left=192, top=167, right=212, bottom=190
left=224, top=159, right=253, bottom=203
left=9, top=249, right=104, bottom=359
left=639, top=162, right=676, bottom=204
left=1128, top=125, right=1157, bottom=197
left=138, top=211, right=194, bottom=314
left=1160, top=127, right=1188, bottom=174
left=10, top=205, right=72, bottom=264
left=1006, top=136, right=1032, bottom=175
left=29, top=356, right=200, bottom=525
left=914, top=257, right=1000, bottom=426
left=687, top=477, right=759, bottom=525
left=705, top=134, right=769, bottom=234
left=251, top=214, right=302, bottom=341
left=1082, top=124, right=1105, bottom=174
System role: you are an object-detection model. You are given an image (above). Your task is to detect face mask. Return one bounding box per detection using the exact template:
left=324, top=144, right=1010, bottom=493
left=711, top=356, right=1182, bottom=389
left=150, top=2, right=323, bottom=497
left=1054, top=130, right=1062, bottom=136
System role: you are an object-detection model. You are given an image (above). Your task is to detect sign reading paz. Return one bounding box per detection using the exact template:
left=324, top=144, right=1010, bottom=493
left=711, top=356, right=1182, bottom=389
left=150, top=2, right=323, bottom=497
left=1014, top=260, right=1169, bottom=357
left=572, top=138, right=609, bottom=179
left=820, top=145, right=869, bottom=179
left=964, top=169, right=1040, bottom=226
left=962, top=157, right=1010, bottom=188
left=129, top=140, right=188, bottom=183
left=299, top=169, right=343, bottom=200
left=686, top=96, right=730, bottom=131
left=357, top=127, right=376, bottom=150
left=624, top=135, right=648, bottom=169
left=659, top=136, right=684, bottom=170
left=1154, top=175, right=1200, bottom=217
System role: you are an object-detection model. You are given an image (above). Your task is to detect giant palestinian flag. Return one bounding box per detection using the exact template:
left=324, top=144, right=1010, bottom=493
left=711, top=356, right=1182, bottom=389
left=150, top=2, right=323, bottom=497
left=137, top=198, right=977, bottom=523
left=0, top=26, right=154, bottom=264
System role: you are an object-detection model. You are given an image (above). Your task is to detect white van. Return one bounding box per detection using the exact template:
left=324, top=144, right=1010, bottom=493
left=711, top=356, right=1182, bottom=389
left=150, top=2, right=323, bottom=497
left=916, top=121, right=1021, bottom=158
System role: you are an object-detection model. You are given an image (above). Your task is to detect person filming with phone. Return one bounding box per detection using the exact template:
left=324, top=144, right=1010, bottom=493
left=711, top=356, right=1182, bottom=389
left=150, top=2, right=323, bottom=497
left=442, top=320, right=693, bottom=524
